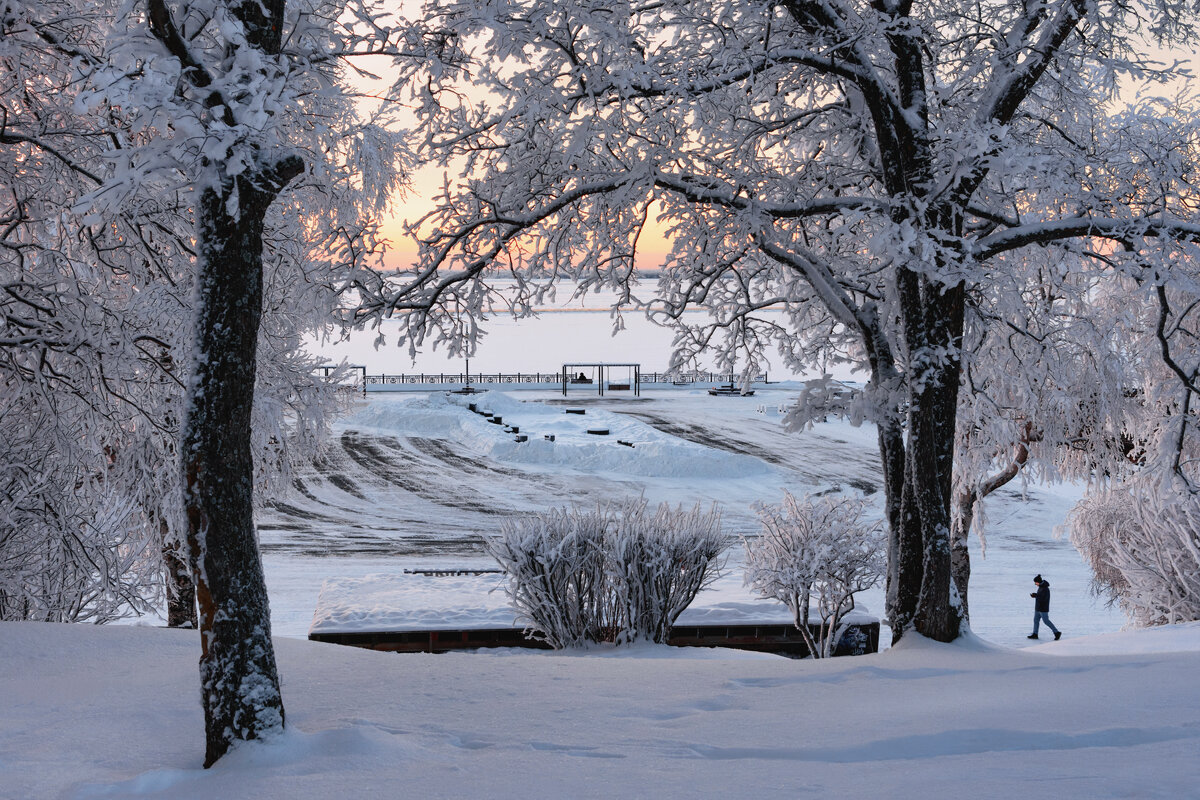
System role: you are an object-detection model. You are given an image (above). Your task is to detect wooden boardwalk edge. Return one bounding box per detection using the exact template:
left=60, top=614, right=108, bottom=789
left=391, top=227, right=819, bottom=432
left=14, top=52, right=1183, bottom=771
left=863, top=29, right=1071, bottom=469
left=308, top=621, right=880, bottom=658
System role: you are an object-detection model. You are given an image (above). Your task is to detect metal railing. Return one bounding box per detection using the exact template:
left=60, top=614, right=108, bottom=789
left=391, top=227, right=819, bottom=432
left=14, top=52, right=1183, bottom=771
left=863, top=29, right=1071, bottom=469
left=359, top=371, right=768, bottom=387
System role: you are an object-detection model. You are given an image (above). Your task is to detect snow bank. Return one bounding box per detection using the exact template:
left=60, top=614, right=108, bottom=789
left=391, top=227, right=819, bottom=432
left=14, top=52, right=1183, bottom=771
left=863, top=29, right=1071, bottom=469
left=1028, top=620, right=1200, bottom=656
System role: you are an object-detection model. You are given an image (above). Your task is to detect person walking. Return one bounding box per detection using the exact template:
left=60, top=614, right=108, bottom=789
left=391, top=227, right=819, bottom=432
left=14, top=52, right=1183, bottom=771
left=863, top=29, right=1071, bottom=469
left=1028, top=575, right=1062, bottom=640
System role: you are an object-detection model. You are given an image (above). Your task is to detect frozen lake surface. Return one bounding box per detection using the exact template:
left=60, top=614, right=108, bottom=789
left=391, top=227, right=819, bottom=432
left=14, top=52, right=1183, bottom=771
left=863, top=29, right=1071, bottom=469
left=257, top=386, right=1123, bottom=648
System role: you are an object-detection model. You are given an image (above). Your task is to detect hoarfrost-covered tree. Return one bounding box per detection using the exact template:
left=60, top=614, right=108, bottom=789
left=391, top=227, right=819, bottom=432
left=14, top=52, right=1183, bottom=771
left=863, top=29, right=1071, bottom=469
left=1069, top=479, right=1200, bottom=626
left=0, top=0, right=369, bottom=633
left=362, top=0, right=1200, bottom=643
left=1065, top=271, right=1200, bottom=627
left=0, top=0, right=194, bottom=623
left=41, top=0, right=409, bottom=766
left=745, top=493, right=884, bottom=658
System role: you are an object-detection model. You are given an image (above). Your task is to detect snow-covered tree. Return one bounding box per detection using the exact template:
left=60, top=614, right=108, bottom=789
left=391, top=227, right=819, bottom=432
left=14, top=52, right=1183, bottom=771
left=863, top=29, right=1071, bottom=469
left=92, top=0, right=403, bottom=765
left=0, top=0, right=194, bottom=623
left=1065, top=269, right=1200, bottom=626
left=1069, top=478, right=1200, bottom=627
left=363, top=0, right=1200, bottom=643
left=745, top=493, right=884, bottom=658
left=0, top=0, right=374, bottom=633
left=0, top=0, right=410, bottom=765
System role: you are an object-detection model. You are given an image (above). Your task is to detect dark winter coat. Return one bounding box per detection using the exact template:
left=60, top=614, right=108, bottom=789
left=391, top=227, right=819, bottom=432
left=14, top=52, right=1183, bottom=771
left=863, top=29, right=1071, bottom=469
left=1033, top=581, right=1050, bottom=612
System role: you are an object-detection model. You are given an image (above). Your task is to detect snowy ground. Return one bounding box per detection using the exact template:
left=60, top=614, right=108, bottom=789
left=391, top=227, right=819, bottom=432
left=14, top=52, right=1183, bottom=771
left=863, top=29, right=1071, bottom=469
left=8, top=385, right=1194, bottom=799
left=4, top=620, right=1199, bottom=799
left=256, top=386, right=1121, bottom=648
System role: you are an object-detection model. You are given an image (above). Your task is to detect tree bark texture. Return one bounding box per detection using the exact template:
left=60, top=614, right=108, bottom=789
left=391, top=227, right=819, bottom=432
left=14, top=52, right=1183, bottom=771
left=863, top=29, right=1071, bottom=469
left=883, top=270, right=966, bottom=644
left=163, top=524, right=197, bottom=628
left=183, top=161, right=300, bottom=767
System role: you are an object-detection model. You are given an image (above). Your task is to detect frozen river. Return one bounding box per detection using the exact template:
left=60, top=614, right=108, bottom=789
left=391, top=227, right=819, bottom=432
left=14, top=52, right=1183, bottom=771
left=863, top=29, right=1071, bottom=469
left=257, top=386, right=1124, bottom=649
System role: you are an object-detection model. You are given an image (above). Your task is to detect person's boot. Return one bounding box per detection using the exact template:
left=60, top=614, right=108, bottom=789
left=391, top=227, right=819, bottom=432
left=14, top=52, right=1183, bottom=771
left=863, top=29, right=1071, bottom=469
left=1027, top=634, right=1038, bottom=639
left=1054, top=631, right=1062, bottom=641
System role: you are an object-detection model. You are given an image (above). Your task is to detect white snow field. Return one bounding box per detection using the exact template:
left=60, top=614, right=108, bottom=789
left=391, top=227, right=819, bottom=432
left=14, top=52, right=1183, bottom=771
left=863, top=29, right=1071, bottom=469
left=256, top=386, right=1121, bottom=647
left=3, top=620, right=1199, bottom=799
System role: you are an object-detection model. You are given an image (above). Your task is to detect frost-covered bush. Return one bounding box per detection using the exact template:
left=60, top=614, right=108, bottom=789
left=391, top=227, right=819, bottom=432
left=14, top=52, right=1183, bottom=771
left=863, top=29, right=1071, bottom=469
left=744, top=493, right=884, bottom=658
left=487, top=499, right=728, bottom=647
left=607, top=499, right=729, bottom=644
left=486, top=507, right=613, bottom=648
left=0, top=431, right=160, bottom=623
left=1068, top=479, right=1200, bottom=627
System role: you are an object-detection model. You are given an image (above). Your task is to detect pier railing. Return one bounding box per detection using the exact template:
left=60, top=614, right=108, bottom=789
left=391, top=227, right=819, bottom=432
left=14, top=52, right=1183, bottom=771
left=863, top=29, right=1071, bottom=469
left=360, top=371, right=768, bottom=387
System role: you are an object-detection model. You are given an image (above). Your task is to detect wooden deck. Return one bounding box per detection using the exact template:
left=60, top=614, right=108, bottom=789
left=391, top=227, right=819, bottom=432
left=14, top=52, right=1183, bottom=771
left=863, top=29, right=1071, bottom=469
left=309, top=621, right=879, bottom=658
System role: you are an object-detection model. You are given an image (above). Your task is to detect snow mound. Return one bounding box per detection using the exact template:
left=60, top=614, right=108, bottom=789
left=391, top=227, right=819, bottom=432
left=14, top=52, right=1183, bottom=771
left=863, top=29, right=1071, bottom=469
left=1027, top=620, right=1200, bottom=656
left=342, top=392, right=775, bottom=479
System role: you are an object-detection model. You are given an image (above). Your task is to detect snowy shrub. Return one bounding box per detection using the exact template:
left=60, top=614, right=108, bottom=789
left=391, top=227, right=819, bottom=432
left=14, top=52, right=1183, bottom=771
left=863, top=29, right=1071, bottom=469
left=1068, top=479, right=1200, bottom=627
left=607, top=499, right=729, bottom=644
left=744, top=493, right=884, bottom=658
left=487, top=500, right=728, bottom=647
left=486, top=507, right=614, bottom=648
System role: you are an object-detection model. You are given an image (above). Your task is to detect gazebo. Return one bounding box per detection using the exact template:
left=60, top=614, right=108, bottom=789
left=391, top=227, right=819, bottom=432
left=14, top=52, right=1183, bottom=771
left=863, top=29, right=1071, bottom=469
left=561, top=363, right=641, bottom=396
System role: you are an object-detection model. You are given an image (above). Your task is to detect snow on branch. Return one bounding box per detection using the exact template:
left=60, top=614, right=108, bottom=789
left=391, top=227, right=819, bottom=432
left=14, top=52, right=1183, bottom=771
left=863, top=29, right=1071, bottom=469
left=974, top=217, right=1200, bottom=261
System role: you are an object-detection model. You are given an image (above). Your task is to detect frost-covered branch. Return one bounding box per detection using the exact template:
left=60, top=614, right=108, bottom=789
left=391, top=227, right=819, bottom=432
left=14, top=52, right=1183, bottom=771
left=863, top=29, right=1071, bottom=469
left=974, top=217, right=1200, bottom=260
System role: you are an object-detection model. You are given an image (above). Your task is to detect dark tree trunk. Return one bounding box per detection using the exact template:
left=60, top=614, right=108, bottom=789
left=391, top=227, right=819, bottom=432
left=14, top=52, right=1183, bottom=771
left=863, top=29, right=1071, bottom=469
left=163, top=521, right=197, bottom=628
left=146, top=0, right=302, bottom=767
left=878, top=410, right=908, bottom=631
left=183, top=160, right=301, bottom=768
left=887, top=269, right=965, bottom=644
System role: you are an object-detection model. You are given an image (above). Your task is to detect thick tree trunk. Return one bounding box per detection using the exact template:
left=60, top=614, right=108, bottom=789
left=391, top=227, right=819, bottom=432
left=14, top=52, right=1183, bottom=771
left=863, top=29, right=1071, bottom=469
left=888, top=269, right=965, bottom=644
left=183, top=161, right=300, bottom=767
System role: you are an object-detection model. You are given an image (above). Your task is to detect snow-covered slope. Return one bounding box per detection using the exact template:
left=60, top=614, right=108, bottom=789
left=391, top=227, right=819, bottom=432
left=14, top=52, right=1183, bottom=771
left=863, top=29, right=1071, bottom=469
left=255, top=388, right=1120, bottom=648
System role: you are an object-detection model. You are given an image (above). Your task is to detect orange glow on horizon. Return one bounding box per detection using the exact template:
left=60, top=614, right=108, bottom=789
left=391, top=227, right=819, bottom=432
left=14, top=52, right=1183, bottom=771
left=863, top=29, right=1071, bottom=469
left=376, top=162, right=674, bottom=272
